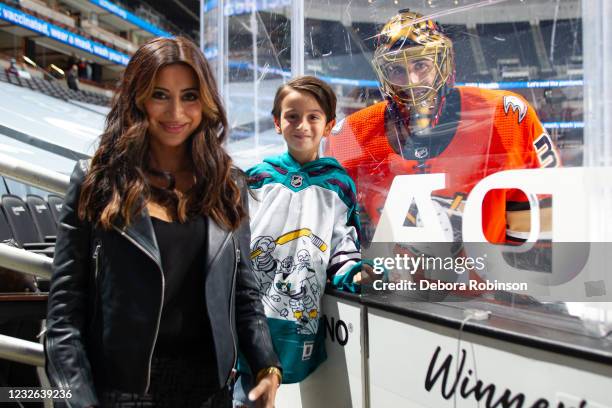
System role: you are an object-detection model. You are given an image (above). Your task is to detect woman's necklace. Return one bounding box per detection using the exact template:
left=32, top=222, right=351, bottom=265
left=147, top=167, right=176, bottom=190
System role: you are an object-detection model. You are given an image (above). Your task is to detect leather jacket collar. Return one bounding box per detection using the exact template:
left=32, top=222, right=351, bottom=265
left=114, top=208, right=231, bottom=272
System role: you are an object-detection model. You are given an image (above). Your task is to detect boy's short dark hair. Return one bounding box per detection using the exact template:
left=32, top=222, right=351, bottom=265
left=271, top=76, right=336, bottom=123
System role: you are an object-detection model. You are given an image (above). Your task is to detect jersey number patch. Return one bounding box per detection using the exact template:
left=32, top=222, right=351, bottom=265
left=534, top=133, right=559, bottom=168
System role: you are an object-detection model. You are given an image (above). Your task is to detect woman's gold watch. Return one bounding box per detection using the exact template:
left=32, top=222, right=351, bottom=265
left=256, top=366, right=282, bottom=385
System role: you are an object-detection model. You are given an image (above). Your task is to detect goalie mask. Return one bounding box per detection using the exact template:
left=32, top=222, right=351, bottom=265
left=373, top=9, right=455, bottom=111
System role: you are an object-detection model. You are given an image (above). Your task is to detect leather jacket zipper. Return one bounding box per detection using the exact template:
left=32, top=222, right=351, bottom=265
left=89, top=241, right=102, bottom=330
left=45, top=336, right=73, bottom=408
left=226, top=238, right=239, bottom=386
left=113, top=226, right=164, bottom=393
left=92, top=242, right=101, bottom=280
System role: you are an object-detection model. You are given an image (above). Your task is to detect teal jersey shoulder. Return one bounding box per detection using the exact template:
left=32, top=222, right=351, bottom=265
left=246, top=152, right=358, bottom=212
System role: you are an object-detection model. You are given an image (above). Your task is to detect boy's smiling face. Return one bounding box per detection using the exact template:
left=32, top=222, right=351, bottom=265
left=274, top=90, right=335, bottom=165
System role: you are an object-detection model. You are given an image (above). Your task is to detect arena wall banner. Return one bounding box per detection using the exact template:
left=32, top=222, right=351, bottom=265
left=222, top=0, right=291, bottom=16
left=88, top=0, right=171, bottom=37
left=368, top=309, right=612, bottom=407
left=0, top=3, right=130, bottom=65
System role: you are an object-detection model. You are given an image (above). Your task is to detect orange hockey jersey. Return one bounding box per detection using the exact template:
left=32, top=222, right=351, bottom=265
left=325, top=86, right=560, bottom=244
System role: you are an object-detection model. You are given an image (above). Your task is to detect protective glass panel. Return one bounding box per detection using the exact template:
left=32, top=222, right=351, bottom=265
left=306, top=0, right=603, bottom=339
left=213, top=0, right=612, bottom=340
left=202, top=1, right=220, bottom=76
left=216, top=1, right=292, bottom=168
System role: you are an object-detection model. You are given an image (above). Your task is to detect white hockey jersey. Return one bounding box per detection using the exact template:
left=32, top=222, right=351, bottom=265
left=245, top=152, right=361, bottom=383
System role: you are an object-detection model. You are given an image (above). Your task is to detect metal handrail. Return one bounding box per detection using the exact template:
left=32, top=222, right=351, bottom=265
left=0, top=243, right=52, bottom=280
left=0, top=153, right=61, bottom=369
left=0, top=150, right=64, bottom=281
left=0, top=152, right=69, bottom=195
left=0, top=334, right=44, bottom=367
left=0, top=242, right=51, bottom=367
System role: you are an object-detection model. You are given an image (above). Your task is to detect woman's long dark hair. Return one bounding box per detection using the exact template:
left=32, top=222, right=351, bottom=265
left=78, top=36, right=245, bottom=230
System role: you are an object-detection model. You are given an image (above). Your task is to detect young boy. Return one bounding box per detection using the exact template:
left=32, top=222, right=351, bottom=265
left=233, top=76, right=362, bottom=407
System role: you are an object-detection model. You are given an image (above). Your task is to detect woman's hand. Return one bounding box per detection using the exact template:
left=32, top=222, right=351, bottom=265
left=248, top=372, right=280, bottom=408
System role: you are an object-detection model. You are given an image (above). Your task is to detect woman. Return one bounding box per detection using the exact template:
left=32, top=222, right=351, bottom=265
left=45, top=37, right=281, bottom=408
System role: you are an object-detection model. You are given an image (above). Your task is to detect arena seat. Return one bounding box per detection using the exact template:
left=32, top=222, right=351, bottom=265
left=540, top=19, right=583, bottom=65
left=46, top=194, right=64, bottom=224
left=477, top=22, right=537, bottom=72
left=1, top=195, right=54, bottom=254
left=444, top=24, right=477, bottom=82
left=0, top=66, right=111, bottom=107
left=25, top=195, right=57, bottom=242
left=0, top=207, right=16, bottom=243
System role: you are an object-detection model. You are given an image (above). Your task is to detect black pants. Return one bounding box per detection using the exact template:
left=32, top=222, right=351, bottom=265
left=100, top=353, right=229, bottom=408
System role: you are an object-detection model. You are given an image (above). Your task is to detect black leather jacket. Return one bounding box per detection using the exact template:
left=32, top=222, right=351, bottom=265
left=45, top=160, right=279, bottom=407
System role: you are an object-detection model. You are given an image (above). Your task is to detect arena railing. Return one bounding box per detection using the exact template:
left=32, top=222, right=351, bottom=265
left=0, top=333, right=44, bottom=367
left=0, top=152, right=70, bottom=196
left=0, top=153, right=69, bottom=367
left=0, top=242, right=52, bottom=280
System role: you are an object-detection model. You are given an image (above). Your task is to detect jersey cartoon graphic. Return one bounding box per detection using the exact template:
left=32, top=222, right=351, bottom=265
left=250, top=231, right=326, bottom=335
